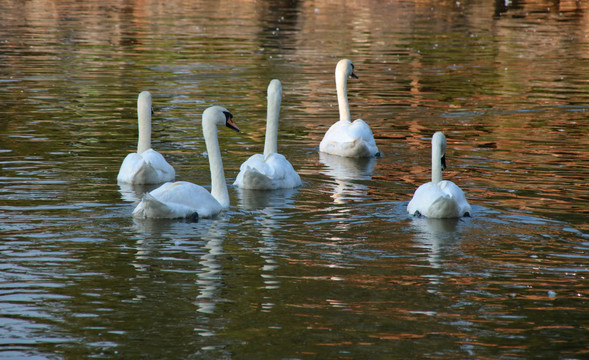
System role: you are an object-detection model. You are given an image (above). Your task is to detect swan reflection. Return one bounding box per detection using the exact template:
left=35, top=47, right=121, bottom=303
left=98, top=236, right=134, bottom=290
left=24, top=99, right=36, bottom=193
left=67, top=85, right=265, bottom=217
left=319, top=152, right=376, bottom=204
left=410, top=217, right=461, bottom=285
left=234, top=186, right=299, bottom=210
left=195, top=219, right=226, bottom=314
left=235, top=187, right=299, bottom=303
left=130, top=217, right=227, bottom=315
left=118, top=182, right=162, bottom=202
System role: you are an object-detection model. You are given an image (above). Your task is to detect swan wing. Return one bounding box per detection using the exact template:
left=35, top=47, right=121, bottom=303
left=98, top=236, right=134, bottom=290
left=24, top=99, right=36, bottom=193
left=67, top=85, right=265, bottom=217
left=133, top=181, right=223, bottom=219
left=233, top=153, right=302, bottom=190
left=132, top=192, right=195, bottom=219
left=408, top=182, right=462, bottom=218
left=117, top=149, right=175, bottom=184
left=438, top=180, right=472, bottom=217
left=139, top=149, right=175, bottom=182
left=350, top=119, right=379, bottom=154
left=117, top=153, right=144, bottom=183
left=233, top=154, right=272, bottom=189
left=264, top=153, right=302, bottom=189
left=320, top=120, right=379, bottom=158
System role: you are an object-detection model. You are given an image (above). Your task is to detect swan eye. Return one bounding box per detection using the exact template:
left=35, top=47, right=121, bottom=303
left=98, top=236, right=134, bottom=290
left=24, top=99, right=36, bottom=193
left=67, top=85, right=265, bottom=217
left=151, top=107, right=154, bottom=115
left=350, top=63, right=359, bottom=79
left=222, top=111, right=233, bottom=121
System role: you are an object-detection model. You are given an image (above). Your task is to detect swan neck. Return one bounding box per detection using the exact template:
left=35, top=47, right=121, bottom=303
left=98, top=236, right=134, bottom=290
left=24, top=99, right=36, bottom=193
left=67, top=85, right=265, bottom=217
left=336, top=69, right=351, bottom=123
left=203, top=119, right=230, bottom=208
left=137, top=101, right=151, bottom=154
left=264, top=87, right=281, bottom=156
left=432, top=145, right=443, bottom=184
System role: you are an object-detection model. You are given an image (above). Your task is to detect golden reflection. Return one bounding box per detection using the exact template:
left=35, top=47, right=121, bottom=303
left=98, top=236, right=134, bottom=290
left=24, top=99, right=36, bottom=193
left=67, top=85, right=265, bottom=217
left=2, top=1, right=589, bottom=358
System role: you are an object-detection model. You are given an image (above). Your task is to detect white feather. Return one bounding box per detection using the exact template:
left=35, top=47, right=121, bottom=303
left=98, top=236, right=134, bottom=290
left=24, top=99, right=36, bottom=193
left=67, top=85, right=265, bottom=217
left=117, top=91, right=175, bottom=184
left=234, top=79, right=302, bottom=190
left=133, top=106, right=239, bottom=219
left=407, top=132, right=471, bottom=218
left=319, top=59, right=379, bottom=158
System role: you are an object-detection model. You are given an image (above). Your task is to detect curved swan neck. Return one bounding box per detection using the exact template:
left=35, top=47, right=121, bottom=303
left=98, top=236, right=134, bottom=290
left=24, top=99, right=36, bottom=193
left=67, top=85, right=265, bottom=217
left=336, top=65, right=351, bottom=123
left=203, top=116, right=230, bottom=208
left=137, top=91, right=152, bottom=154
left=431, top=132, right=446, bottom=184
left=264, top=79, right=282, bottom=157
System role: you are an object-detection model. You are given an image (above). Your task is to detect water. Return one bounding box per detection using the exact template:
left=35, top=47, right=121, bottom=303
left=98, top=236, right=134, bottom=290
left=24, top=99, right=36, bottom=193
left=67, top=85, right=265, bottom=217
left=1, top=0, right=588, bottom=358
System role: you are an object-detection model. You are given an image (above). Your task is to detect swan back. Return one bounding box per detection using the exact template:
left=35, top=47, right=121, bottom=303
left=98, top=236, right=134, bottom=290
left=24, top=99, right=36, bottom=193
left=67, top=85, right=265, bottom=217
left=133, top=181, right=224, bottom=219
left=117, top=149, right=175, bottom=184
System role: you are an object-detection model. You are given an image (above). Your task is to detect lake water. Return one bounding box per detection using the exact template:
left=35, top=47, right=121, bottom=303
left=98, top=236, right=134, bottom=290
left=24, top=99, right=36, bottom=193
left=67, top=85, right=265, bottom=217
left=1, top=0, right=588, bottom=358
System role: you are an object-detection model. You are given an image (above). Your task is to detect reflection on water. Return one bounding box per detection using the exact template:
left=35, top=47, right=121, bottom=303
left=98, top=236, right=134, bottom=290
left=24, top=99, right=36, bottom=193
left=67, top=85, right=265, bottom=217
left=235, top=186, right=299, bottom=210
left=318, top=152, right=376, bottom=204
left=118, top=182, right=162, bottom=203
left=195, top=220, right=226, bottom=315
left=410, top=216, right=462, bottom=271
left=132, top=218, right=226, bottom=314
left=235, top=187, right=300, bottom=297
left=1, top=0, right=588, bottom=359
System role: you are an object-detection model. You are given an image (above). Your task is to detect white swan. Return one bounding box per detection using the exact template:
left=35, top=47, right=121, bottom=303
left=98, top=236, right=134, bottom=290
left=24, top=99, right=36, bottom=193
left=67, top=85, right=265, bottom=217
left=132, top=106, right=240, bottom=219
left=319, top=59, right=379, bottom=158
left=233, top=79, right=302, bottom=190
left=117, top=91, right=175, bottom=184
left=407, top=132, right=471, bottom=218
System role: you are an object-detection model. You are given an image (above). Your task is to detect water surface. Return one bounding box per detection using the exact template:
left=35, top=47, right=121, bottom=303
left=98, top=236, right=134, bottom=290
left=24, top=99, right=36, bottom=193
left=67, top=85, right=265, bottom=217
left=1, top=0, right=588, bottom=359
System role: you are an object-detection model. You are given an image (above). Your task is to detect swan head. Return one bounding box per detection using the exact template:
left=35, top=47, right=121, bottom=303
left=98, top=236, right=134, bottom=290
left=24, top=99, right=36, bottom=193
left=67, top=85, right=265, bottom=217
left=336, top=59, right=358, bottom=79
left=138, top=91, right=153, bottom=119
left=432, top=132, right=447, bottom=171
left=203, top=105, right=240, bottom=132
left=268, top=79, right=283, bottom=96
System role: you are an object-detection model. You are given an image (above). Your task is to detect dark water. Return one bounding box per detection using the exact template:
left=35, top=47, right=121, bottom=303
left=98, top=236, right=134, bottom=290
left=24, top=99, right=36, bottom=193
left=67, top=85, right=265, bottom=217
left=1, top=0, right=588, bottom=359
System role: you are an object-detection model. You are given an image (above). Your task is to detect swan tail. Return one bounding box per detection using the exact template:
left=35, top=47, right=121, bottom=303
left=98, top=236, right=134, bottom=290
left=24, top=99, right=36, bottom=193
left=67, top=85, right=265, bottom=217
left=133, top=193, right=184, bottom=219
left=118, top=150, right=175, bottom=184
left=320, top=137, right=378, bottom=158
left=427, top=196, right=461, bottom=219
left=239, top=167, right=274, bottom=190
left=133, top=162, right=175, bottom=184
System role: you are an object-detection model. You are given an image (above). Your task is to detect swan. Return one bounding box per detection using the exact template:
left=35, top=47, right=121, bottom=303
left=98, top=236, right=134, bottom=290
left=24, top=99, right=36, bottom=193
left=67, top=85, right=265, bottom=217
left=117, top=91, right=175, bottom=184
left=132, top=106, right=240, bottom=219
left=233, top=79, right=302, bottom=190
left=407, top=132, right=471, bottom=218
left=319, top=59, right=379, bottom=158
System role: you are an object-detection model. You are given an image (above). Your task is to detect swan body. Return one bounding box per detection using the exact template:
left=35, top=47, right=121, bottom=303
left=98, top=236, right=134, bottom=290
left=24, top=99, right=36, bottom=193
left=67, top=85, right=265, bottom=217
left=117, top=91, right=175, bottom=184
left=407, top=132, right=471, bottom=218
left=233, top=79, right=302, bottom=190
left=319, top=59, right=379, bottom=158
left=118, top=149, right=175, bottom=185
left=133, top=181, right=224, bottom=219
left=133, top=106, right=239, bottom=219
